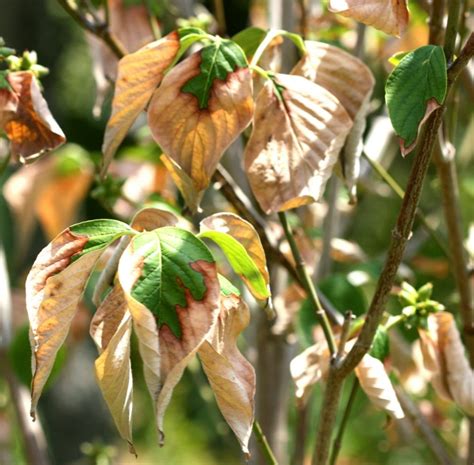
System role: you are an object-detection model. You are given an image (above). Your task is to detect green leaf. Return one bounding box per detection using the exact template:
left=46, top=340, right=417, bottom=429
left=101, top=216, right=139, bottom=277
left=385, top=45, right=447, bottom=154
left=126, top=227, right=215, bottom=338
left=388, top=50, right=410, bottom=66
left=232, top=27, right=266, bottom=58
left=181, top=38, right=248, bottom=109
left=176, top=27, right=211, bottom=61
left=370, top=326, right=389, bottom=361
left=69, top=219, right=134, bottom=260
left=218, top=274, right=240, bottom=297
left=198, top=230, right=270, bottom=300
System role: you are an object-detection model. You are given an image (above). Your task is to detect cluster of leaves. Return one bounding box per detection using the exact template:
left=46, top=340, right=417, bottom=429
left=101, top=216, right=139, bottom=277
left=25, top=207, right=269, bottom=453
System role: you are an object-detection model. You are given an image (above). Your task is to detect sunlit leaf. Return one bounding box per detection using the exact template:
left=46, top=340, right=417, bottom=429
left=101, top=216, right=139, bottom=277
left=26, top=219, right=133, bottom=417
left=199, top=213, right=270, bottom=300
left=385, top=45, right=447, bottom=155
left=148, top=39, right=253, bottom=212
left=118, top=227, right=220, bottom=440
left=3, top=71, right=65, bottom=163
left=232, top=27, right=266, bottom=58
left=90, top=283, right=134, bottom=454
left=329, top=0, right=409, bottom=36
left=101, top=32, right=180, bottom=176
left=292, top=41, right=375, bottom=201
left=244, top=73, right=352, bottom=213
left=198, top=293, right=255, bottom=455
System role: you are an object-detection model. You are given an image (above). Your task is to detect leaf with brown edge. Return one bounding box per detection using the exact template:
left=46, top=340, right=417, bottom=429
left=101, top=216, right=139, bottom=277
left=419, top=312, right=474, bottom=414
left=90, top=283, right=135, bottom=454
left=328, top=0, right=409, bottom=37
left=198, top=293, right=255, bottom=455
left=25, top=219, right=133, bottom=417
left=355, top=353, right=405, bottom=419
left=117, top=228, right=220, bottom=441
left=101, top=32, right=180, bottom=177
left=131, top=206, right=179, bottom=232
left=292, top=41, right=375, bottom=201
left=148, top=39, right=253, bottom=212
left=200, top=212, right=270, bottom=300
left=0, top=83, right=19, bottom=127
left=3, top=71, right=65, bottom=163
left=244, top=73, right=352, bottom=214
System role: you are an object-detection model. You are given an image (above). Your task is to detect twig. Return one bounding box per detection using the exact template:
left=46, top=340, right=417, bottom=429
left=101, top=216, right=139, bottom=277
left=395, top=386, right=456, bottom=465
left=278, top=211, right=337, bottom=355
left=336, top=311, right=353, bottom=363
left=143, top=0, right=161, bottom=40
left=443, top=0, right=461, bottom=62
left=253, top=421, right=279, bottom=465
left=329, top=377, right=359, bottom=465
left=312, top=33, right=474, bottom=465
left=297, top=0, right=308, bottom=38
left=212, top=0, right=226, bottom=35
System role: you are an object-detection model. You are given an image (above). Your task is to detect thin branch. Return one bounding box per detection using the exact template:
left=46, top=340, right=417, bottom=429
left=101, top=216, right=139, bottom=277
left=443, top=0, right=461, bottom=61
left=278, top=211, right=337, bottom=355
left=253, top=421, right=279, bottom=465
left=212, top=0, right=226, bottom=35
left=336, top=311, right=353, bottom=363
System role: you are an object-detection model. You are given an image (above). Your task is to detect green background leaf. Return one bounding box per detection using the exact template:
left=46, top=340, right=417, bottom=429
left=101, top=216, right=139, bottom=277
left=385, top=45, right=447, bottom=148
left=232, top=27, right=266, bottom=58
left=370, top=327, right=390, bottom=361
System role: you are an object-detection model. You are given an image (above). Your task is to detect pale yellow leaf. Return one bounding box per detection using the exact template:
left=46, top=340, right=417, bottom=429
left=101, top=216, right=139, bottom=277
left=90, top=284, right=134, bottom=453
left=329, top=0, right=409, bottom=36
left=101, top=32, right=180, bottom=176
left=244, top=73, right=352, bottom=213
left=198, top=294, right=255, bottom=454
left=355, top=353, right=405, bottom=419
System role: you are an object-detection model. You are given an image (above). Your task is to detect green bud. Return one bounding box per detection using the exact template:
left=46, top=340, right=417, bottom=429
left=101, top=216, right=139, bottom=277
left=21, top=50, right=38, bottom=69
left=0, top=46, right=16, bottom=58
left=402, top=305, right=416, bottom=318
left=30, top=64, right=49, bottom=78
left=398, top=289, right=417, bottom=306
left=6, top=55, right=21, bottom=71
left=417, top=282, right=433, bottom=301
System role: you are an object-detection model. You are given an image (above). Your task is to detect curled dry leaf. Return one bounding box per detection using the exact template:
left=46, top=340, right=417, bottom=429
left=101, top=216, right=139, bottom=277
left=419, top=312, right=474, bottom=415
left=25, top=219, right=133, bottom=417
left=2, top=71, right=65, bottom=162
left=244, top=73, right=352, bottom=214
left=355, top=353, right=405, bottom=419
left=90, top=284, right=134, bottom=453
left=148, top=40, right=254, bottom=212
left=198, top=293, right=255, bottom=455
left=118, top=228, right=220, bottom=441
left=200, top=212, right=270, bottom=300
left=292, top=41, right=375, bottom=201
left=101, top=32, right=180, bottom=176
left=329, top=0, right=409, bottom=37
left=272, top=283, right=305, bottom=337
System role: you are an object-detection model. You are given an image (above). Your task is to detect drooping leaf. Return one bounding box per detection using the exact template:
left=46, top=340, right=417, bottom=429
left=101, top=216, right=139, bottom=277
left=292, top=41, right=375, bottom=201
left=198, top=293, right=255, bottom=455
left=232, top=27, right=266, bottom=58
left=355, top=353, right=405, bottom=419
left=328, top=0, right=409, bottom=36
left=25, top=219, right=133, bottom=416
left=385, top=45, right=447, bottom=155
left=118, top=227, right=220, bottom=439
left=3, top=71, right=65, bottom=163
left=148, top=39, right=254, bottom=211
left=90, top=283, right=134, bottom=453
left=199, top=213, right=270, bottom=300
left=244, top=73, right=352, bottom=214
left=101, top=32, right=180, bottom=176
left=418, top=312, right=474, bottom=415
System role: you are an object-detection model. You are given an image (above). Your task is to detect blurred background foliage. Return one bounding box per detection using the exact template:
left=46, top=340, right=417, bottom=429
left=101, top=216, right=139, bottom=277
left=0, top=0, right=473, bottom=464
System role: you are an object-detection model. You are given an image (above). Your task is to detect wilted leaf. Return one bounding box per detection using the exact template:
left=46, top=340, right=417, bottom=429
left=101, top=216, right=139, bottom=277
left=244, top=73, right=352, bottom=214
left=292, top=41, right=375, bottom=201
left=0, top=81, right=18, bottom=127
left=26, top=219, right=133, bottom=416
left=328, top=0, right=409, bottom=36
left=101, top=32, right=180, bottom=176
left=118, top=227, right=220, bottom=440
left=355, top=353, right=404, bottom=419
left=3, top=71, right=65, bottom=163
left=90, top=284, right=134, bottom=453
left=199, top=213, right=270, bottom=300
left=419, top=312, right=474, bottom=415
left=131, top=206, right=179, bottom=231
left=385, top=45, right=447, bottom=155
left=148, top=39, right=254, bottom=211
left=198, top=293, right=255, bottom=454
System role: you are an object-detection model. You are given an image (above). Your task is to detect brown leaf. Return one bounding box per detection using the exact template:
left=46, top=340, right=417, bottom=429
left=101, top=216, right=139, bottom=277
left=26, top=229, right=104, bottom=417
left=244, top=73, right=352, bottom=214
left=90, top=284, right=134, bottom=453
left=419, top=312, right=474, bottom=415
left=328, top=0, right=409, bottom=37
left=4, top=72, right=65, bottom=163
left=0, top=85, right=19, bottom=127
left=198, top=293, right=255, bottom=455
left=148, top=50, right=254, bottom=211
left=272, top=283, right=306, bottom=337
left=131, top=206, right=179, bottom=232
left=355, top=353, right=405, bottom=419
left=101, top=32, right=180, bottom=176
left=292, top=41, right=375, bottom=201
